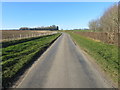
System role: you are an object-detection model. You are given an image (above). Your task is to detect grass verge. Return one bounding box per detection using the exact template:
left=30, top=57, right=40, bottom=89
left=67, top=31, right=118, bottom=85
left=1, top=33, right=61, bottom=88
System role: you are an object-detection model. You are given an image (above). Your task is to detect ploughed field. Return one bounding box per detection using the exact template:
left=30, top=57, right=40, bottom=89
left=1, top=30, right=56, bottom=41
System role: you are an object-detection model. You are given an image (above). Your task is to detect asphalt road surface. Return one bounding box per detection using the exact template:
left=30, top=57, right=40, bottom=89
left=17, top=33, right=112, bottom=88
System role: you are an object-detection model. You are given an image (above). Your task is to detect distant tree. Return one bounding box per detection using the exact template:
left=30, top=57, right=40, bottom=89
left=19, top=25, right=59, bottom=31
left=19, top=27, right=29, bottom=30
left=56, top=26, right=59, bottom=30
left=89, top=19, right=100, bottom=32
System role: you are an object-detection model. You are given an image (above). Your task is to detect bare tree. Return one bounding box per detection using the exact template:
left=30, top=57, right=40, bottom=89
left=89, top=19, right=100, bottom=32
left=89, top=3, right=118, bottom=33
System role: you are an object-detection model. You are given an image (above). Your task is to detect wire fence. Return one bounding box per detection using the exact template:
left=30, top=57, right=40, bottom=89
left=1, top=30, right=58, bottom=42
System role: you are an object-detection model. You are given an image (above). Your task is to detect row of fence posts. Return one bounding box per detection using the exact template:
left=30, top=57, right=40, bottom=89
left=2, top=32, right=57, bottom=42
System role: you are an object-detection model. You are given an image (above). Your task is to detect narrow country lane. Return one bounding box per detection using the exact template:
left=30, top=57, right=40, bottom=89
left=17, top=33, right=112, bottom=88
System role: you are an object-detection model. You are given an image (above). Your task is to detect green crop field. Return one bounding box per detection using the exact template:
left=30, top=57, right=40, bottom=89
left=1, top=33, right=61, bottom=87
left=67, top=31, right=119, bottom=84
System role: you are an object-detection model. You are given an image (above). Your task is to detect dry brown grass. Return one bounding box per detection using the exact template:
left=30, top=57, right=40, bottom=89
left=1, top=30, right=54, bottom=41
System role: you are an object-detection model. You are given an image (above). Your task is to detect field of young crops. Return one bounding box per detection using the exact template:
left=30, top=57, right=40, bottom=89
left=67, top=31, right=118, bottom=85
left=1, top=33, right=61, bottom=88
left=1, top=30, right=56, bottom=41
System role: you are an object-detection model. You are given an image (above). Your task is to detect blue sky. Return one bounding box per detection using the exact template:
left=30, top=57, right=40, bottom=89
left=2, top=2, right=116, bottom=30
left=1, top=0, right=119, bottom=2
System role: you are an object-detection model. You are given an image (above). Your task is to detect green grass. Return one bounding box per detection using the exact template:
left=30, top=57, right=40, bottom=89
left=67, top=31, right=119, bottom=84
left=1, top=33, right=61, bottom=88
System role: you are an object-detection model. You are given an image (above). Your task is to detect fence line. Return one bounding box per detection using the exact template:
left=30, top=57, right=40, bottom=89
left=75, top=32, right=119, bottom=46
left=2, top=32, right=57, bottom=42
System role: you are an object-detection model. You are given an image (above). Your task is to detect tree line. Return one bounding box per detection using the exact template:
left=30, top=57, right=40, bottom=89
left=19, top=25, right=59, bottom=31
left=89, top=3, right=119, bottom=33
